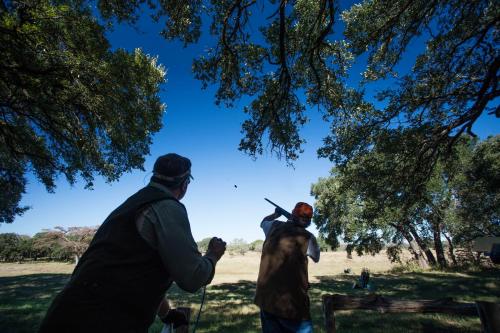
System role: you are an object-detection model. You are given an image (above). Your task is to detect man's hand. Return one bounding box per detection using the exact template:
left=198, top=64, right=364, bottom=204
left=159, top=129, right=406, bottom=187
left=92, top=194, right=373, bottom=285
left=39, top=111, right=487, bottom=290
left=206, top=237, right=226, bottom=262
left=262, top=208, right=282, bottom=222
left=274, top=207, right=286, bottom=217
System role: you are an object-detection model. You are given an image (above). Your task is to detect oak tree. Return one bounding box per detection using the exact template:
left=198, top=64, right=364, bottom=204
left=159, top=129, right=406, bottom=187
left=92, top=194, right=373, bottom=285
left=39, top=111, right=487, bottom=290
left=1, top=0, right=166, bottom=222
left=93, top=0, right=498, bottom=194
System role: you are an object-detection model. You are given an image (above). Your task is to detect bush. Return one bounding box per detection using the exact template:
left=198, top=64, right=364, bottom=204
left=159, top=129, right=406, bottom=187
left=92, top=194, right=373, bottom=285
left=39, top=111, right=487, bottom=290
left=249, top=240, right=264, bottom=252
left=228, top=238, right=249, bottom=255
left=197, top=237, right=212, bottom=253
left=388, top=260, right=426, bottom=274
left=317, top=235, right=332, bottom=252
left=0, top=233, right=23, bottom=262
left=386, top=245, right=403, bottom=264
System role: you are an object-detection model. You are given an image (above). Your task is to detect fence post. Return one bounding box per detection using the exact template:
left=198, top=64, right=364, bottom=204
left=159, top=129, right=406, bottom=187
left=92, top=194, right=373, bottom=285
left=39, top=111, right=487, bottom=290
left=476, top=302, right=500, bottom=333
left=323, top=295, right=336, bottom=333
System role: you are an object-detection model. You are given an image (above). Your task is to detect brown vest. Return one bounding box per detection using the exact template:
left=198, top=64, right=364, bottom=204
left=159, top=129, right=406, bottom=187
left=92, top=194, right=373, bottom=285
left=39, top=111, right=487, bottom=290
left=254, top=221, right=312, bottom=320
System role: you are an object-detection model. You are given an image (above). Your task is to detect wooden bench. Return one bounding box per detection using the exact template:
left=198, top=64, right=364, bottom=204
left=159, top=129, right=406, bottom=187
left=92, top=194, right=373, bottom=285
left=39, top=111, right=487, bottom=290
left=323, top=294, right=500, bottom=333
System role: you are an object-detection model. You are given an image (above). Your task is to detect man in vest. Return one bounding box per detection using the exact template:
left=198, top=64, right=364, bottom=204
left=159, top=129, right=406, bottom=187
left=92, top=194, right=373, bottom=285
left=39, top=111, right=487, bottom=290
left=254, top=202, right=320, bottom=333
left=39, top=153, right=227, bottom=332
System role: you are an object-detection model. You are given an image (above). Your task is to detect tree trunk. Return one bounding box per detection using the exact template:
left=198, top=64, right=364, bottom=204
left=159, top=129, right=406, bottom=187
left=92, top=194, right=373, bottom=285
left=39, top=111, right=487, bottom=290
left=475, top=251, right=482, bottom=265
left=409, top=225, right=437, bottom=266
left=432, top=221, right=447, bottom=268
left=392, top=223, right=429, bottom=268
left=410, top=239, right=429, bottom=269
left=443, top=232, right=457, bottom=266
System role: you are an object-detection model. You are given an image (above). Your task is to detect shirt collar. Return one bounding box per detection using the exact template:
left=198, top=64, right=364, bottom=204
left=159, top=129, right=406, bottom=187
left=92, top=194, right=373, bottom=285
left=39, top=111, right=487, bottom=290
left=148, top=181, right=175, bottom=197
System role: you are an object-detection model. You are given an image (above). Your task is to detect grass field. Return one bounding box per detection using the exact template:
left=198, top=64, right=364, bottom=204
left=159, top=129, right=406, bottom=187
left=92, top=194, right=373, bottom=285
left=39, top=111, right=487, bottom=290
left=1, top=252, right=499, bottom=332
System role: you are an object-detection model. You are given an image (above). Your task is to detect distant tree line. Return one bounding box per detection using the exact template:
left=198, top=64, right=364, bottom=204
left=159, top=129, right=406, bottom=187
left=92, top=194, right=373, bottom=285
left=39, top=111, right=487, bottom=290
left=1, top=231, right=270, bottom=263
left=197, top=238, right=265, bottom=255
left=0, top=227, right=97, bottom=263
left=3, top=228, right=436, bottom=264
left=196, top=236, right=354, bottom=255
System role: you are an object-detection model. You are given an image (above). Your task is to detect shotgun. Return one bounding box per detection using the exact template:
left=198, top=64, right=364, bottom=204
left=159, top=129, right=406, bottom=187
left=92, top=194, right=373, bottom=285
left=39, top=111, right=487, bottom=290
left=264, top=198, right=292, bottom=219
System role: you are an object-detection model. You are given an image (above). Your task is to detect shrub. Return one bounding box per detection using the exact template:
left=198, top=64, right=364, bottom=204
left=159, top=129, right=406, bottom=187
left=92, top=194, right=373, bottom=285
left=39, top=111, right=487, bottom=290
left=249, top=240, right=264, bottom=252
left=228, top=238, right=249, bottom=255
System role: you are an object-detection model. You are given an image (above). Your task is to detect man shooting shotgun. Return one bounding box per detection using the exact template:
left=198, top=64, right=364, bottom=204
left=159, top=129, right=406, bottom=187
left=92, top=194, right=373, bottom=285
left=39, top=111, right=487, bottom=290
left=255, top=199, right=320, bottom=333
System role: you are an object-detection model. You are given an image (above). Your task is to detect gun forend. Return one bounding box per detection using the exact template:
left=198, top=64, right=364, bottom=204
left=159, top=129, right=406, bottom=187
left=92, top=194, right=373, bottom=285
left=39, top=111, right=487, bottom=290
left=264, top=198, right=292, bottom=219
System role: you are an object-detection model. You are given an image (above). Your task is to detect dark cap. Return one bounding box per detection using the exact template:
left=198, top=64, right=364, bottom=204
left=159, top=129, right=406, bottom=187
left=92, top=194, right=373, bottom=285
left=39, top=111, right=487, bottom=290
left=152, top=153, right=193, bottom=186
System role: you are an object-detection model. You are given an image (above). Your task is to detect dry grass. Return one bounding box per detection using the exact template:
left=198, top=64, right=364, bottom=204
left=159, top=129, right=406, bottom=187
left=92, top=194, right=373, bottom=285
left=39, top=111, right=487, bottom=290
left=212, top=250, right=400, bottom=284
left=0, top=251, right=398, bottom=283
left=0, top=262, right=75, bottom=277
left=1, top=253, right=498, bottom=333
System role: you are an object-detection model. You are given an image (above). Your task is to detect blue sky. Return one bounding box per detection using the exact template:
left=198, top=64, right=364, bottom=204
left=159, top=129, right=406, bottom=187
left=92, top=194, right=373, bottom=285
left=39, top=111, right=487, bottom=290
left=1, top=3, right=499, bottom=242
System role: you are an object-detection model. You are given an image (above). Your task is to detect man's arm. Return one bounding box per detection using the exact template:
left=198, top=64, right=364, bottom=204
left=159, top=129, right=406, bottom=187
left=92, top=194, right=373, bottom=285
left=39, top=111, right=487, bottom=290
left=143, top=200, right=223, bottom=292
left=262, top=209, right=281, bottom=222
left=260, top=208, right=282, bottom=237
left=307, top=235, right=320, bottom=263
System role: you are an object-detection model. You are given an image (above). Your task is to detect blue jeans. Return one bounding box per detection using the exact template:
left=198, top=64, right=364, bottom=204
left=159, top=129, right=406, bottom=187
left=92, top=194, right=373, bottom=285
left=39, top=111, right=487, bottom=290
left=260, top=310, right=313, bottom=333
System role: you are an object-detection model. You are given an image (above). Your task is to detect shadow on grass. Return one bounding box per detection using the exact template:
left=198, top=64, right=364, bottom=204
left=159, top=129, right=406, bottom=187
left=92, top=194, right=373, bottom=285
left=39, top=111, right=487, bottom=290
left=149, top=280, right=261, bottom=333
left=0, top=274, right=70, bottom=333
left=1, top=269, right=498, bottom=333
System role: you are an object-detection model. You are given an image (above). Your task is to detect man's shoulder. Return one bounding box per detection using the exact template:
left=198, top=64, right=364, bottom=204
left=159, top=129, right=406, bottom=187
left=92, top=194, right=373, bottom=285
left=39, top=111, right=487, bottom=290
left=261, top=219, right=283, bottom=227
left=148, top=194, right=186, bottom=218
left=261, top=220, right=284, bottom=237
left=146, top=183, right=177, bottom=199
left=305, top=230, right=316, bottom=239
left=152, top=196, right=184, bottom=209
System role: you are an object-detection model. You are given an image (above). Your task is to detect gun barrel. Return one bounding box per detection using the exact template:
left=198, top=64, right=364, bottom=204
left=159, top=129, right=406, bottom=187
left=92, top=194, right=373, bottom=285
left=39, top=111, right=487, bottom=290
left=264, top=198, right=279, bottom=208
left=264, top=198, right=292, bottom=219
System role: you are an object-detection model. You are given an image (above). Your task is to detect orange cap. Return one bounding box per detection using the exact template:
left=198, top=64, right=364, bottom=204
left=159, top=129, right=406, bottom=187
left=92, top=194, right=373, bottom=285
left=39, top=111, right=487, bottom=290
left=292, top=202, right=313, bottom=220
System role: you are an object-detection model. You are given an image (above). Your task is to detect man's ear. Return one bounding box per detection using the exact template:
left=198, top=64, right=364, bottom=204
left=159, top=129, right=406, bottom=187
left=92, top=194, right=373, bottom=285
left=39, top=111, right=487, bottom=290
left=181, top=179, right=189, bottom=192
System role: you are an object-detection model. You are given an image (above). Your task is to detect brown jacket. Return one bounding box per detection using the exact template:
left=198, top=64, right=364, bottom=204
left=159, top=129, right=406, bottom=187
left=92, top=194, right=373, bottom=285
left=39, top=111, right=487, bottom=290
left=254, top=221, right=312, bottom=320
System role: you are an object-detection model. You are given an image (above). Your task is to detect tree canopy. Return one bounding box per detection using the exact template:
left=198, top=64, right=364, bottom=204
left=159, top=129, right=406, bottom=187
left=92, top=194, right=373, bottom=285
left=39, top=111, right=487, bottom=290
left=311, top=135, right=500, bottom=268
left=1, top=0, right=498, bottom=224
left=90, top=0, right=498, bottom=195
left=91, top=0, right=498, bottom=264
left=320, top=0, right=499, bottom=187
left=0, top=226, right=97, bottom=262
left=1, top=0, right=166, bottom=222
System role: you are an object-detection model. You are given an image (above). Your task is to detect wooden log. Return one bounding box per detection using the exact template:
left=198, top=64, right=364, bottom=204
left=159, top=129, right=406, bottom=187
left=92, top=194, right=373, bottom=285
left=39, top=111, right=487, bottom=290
left=174, top=307, right=191, bottom=333
left=324, top=294, right=478, bottom=316
left=476, top=301, right=500, bottom=333
left=323, top=295, right=336, bottom=333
